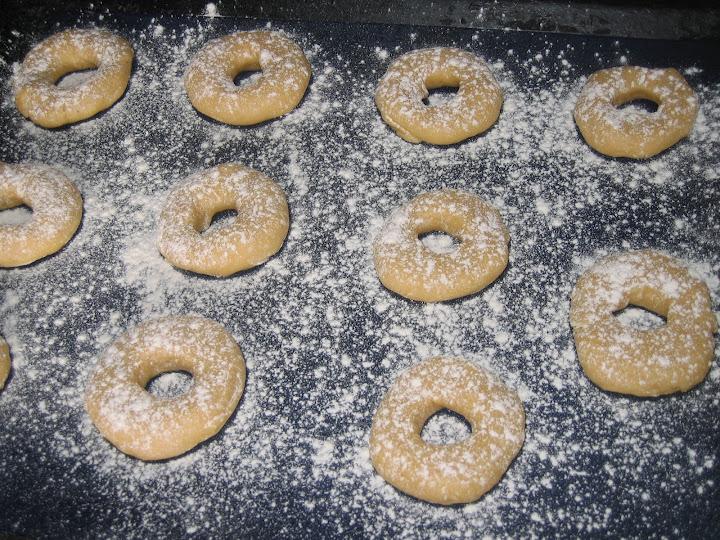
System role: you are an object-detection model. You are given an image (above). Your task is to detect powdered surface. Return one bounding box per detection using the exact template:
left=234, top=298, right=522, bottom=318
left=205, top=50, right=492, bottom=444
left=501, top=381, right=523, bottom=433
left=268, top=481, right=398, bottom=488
left=0, top=14, right=718, bottom=538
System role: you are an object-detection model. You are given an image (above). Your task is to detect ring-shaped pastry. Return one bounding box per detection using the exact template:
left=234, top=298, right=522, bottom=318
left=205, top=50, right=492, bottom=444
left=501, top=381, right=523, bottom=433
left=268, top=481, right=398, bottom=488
left=375, top=47, right=503, bottom=145
left=0, top=336, right=9, bottom=391
left=573, top=66, right=698, bottom=159
left=185, top=30, right=311, bottom=125
left=373, top=190, right=509, bottom=302
left=0, top=162, right=83, bottom=267
left=157, top=163, right=289, bottom=277
left=369, top=357, right=525, bottom=505
left=85, top=315, right=246, bottom=460
left=14, top=28, right=133, bottom=128
left=570, top=250, right=717, bottom=397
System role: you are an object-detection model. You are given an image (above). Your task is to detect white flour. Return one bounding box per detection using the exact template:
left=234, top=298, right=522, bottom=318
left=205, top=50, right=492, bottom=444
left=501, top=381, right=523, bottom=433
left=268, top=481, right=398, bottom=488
left=0, top=14, right=718, bottom=539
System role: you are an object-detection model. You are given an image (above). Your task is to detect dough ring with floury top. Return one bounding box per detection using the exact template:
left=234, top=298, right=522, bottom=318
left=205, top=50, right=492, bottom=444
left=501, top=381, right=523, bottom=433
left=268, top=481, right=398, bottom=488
left=85, top=315, right=246, bottom=461
left=157, top=163, right=289, bottom=277
left=375, top=47, right=503, bottom=145
left=369, top=357, right=525, bottom=505
left=14, top=28, right=133, bottom=128
left=0, top=162, right=83, bottom=267
left=573, top=66, right=698, bottom=159
left=373, top=189, right=509, bottom=302
left=570, top=250, right=716, bottom=397
left=185, top=30, right=311, bottom=125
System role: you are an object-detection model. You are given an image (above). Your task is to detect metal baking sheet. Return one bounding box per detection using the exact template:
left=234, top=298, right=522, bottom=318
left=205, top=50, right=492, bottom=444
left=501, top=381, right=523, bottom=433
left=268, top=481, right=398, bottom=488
left=0, top=12, right=719, bottom=538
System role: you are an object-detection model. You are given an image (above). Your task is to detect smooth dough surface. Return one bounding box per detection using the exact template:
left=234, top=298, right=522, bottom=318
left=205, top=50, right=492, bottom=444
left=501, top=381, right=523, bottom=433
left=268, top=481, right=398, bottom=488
left=375, top=47, right=503, bottom=145
left=0, top=336, right=9, bottom=391
left=157, top=163, right=289, bottom=277
left=0, top=162, right=83, bottom=267
left=85, top=315, right=246, bottom=461
left=185, top=30, right=311, bottom=125
left=369, top=357, right=525, bottom=505
left=573, top=66, right=698, bottom=159
left=14, top=28, right=133, bottom=128
left=570, top=250, right=717, bottom=397
left=373, top=189, right=509, bottom=302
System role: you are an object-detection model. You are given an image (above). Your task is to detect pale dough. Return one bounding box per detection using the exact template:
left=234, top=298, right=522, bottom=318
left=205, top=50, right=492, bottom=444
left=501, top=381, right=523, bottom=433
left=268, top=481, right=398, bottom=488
left=375, top=47, right=503, bottom=145
left=85, top=315, right=246, bottom=461
left=373, top=189, right=509, bottom=302
left=570, top=250, right=716, bottom=396
left=0, top=162, right=83, bottom=267
left=574, top=66, right=698, bottom=159
left=185, top=30, right=311, bottom=125
left=14, top=28, right=133, bottom=128
left=157, top=163, right=289, bottom=277
left=0, top=336, right=9, bottom=391
left=369, top=357, right=525, bottom=505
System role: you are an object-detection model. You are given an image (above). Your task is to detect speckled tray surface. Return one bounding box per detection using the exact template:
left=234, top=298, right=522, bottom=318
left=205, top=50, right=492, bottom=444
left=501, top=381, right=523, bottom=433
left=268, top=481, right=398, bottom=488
left=0, top=12, right=719, bottom=539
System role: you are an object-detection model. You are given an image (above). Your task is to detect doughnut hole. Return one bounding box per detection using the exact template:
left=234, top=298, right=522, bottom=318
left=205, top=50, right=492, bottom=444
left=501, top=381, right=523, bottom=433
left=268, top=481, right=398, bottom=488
left=419, top=231, right=461, bottom=254
left=421, top=408, right=472, bottom=445
left=613, top=286, right=669, bottom=330
left=233, top=69, right=262, bottom=87
left=617, top=99, right=659, bottom=113
left=613, top=89, right=660, bottom=114
left=0, top=203, right=33, bottom=226
left=226, top=55, right=263, bottom=89
left=146, top=370, right=194, bottom=398
left=423, top=71, right=460, bottom=106
left=133, top=353, right=197, bottom=399
left=188, top=190, right=241, bottom=235
left=56, top=68, right=99, bottom=89
left=203, top=209, right=239, bottom=235
left=414, top=209, right=467, bottom=254
left=613, top=306, right=667, bottom=330
left=422, top=86, right=459, bottom=106
left=47, top=49, right=100, bottom=88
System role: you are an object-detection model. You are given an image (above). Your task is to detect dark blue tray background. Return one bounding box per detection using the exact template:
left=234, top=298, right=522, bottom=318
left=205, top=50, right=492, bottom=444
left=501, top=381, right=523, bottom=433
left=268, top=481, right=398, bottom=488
left=0, top=13, right=718, bottom=539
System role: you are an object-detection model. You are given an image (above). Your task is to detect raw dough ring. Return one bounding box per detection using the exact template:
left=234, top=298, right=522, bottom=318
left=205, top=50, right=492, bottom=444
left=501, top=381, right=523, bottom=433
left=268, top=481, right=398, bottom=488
left=0, top=162, right=83, bottom=267
left=14, top=28, right=133, bottom=128
left=573, top=66, right=698, bottom=159
left=369, top=357, right=525, bottom=505
left=85, top=315, right=246, bottom=460
left=0, top=336, right=9, bottom=391
left=373, top=190, right=509, bottom=302
left=157, top=163, right=289, bottom=277
left=570, top=250, right=717, bottom=397
left=185, top=30, right=311, bottom=125
left=375, top=47, right=503, bottom=145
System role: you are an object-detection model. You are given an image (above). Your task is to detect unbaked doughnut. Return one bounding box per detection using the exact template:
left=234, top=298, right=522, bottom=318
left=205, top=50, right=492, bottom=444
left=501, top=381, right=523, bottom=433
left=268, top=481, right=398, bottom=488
left=85, top=315, right=246, bottom=460
left=0, top=162, right=83, bottom=267
left=185, top=30, right=311, bottom=125
left=570, top=250, right=717, bottom=397
left=375, top=47, right=503, bottom=145
left=14, top=28, right=133, bottom=128
left=0, top=336, right=9, bottom=391
left=157, top=163, right=289, bottom=277
left=373, top=190, right=509, bottom=302
left=369, top=357, right=525, bottom=505
left=574, top=66, right=698, bottom=159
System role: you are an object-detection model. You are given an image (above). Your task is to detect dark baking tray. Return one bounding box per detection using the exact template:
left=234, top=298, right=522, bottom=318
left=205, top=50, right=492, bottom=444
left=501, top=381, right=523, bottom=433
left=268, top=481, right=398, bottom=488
left=0, top=12, right=718, bottom=539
